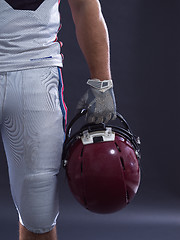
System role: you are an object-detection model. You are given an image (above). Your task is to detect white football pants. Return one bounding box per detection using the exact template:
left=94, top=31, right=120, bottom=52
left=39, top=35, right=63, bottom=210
left=0, top=67, right=67, bottom=233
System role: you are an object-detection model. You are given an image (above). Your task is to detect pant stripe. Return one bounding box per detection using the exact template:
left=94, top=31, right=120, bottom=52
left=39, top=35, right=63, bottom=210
left=58, top=68, right=67, bottom=131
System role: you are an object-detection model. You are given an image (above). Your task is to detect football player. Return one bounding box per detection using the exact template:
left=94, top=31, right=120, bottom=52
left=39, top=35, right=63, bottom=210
left=0, top=0, right=116, bottom=239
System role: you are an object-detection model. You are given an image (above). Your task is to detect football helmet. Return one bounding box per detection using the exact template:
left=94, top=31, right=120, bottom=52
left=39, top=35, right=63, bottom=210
left=62, top=109, right=141, bottom=214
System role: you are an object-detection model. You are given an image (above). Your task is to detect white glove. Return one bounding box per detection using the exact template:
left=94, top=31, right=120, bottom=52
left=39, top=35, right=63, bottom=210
left=76, top=79, right=116, bottom=124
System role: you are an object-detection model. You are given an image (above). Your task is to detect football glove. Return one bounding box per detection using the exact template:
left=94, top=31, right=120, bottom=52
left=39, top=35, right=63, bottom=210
left=76, top=79, right=116, bottom=124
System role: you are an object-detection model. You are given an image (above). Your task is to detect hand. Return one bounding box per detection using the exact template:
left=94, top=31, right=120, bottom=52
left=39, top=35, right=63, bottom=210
left=76, top=79, right=116, bottom=124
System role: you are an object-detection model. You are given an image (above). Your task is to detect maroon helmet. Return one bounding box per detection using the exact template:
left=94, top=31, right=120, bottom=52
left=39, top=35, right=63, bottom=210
left=62, top=109, right=141, bottom=214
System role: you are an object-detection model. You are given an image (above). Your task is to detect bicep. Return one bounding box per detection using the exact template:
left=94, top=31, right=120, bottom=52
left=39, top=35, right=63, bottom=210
left=68, top=0, right=101, bottom=20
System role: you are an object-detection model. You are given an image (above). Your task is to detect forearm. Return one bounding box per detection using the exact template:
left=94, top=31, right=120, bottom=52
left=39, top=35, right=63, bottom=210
left=68, top=0, right=111, bottom=81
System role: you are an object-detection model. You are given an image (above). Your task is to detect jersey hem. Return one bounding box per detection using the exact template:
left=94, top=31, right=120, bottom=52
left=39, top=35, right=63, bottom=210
left=0, top=61, right=63, bottom=73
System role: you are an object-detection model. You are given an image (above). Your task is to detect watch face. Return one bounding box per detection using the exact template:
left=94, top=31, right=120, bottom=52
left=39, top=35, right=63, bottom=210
left=5, top=0, right=45, bottom=10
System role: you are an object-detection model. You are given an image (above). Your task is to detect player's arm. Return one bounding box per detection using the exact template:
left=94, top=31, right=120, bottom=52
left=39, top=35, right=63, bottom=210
left=68, top=0, right=111, bottom=81
left=68, top=0, right=116, bottom=123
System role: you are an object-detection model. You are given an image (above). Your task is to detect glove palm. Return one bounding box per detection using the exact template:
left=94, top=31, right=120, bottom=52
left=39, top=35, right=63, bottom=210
left=77, top=84, right=116, bottom=123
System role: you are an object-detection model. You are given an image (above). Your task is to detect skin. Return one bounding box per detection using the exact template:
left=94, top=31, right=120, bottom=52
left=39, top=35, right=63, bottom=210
left=19, top=224, right=57, bottom=240
left=68, top=0, right=112, bottom=81
left=19, top=0, right=111, bottom=239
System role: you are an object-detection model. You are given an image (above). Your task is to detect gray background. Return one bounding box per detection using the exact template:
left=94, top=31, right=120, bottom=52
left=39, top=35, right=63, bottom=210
left=0, top=0, right=180, bottom=239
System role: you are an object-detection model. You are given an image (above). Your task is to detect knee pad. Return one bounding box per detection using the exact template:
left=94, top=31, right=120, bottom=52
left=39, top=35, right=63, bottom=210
left=17, top=172, right=59, bottom=234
